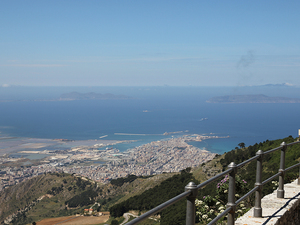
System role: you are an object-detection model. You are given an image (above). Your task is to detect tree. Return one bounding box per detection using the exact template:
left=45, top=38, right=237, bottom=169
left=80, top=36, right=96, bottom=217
left=111, top=219, right=119, bottom=225
left=238, top=142, right=245, bottom=149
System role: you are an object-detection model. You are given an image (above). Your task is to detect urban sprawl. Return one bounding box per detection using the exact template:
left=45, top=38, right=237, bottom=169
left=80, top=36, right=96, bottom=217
left=0, top=134, right=225, bottom=191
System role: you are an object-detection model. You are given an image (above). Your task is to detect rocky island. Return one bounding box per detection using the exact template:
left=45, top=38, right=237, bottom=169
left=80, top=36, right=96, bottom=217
left=59, top=92, right=132, bottom=100
left=207, top=94, right=300, bottom=103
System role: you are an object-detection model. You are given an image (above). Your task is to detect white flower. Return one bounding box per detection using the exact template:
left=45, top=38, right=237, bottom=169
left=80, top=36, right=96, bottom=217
left=216, top=201, right=221, bottom=205
left=218, top=206, right=225, bottom=211
left=242, top=207, right=247, bottom=210
left=195, top=199, right=204, bottom=206
left=220, top=209, right=224, bottom=213
left=237, top=209, right=243, bottom=213
left=202, top=214, right=208, bottom=219
left=240, top=204, right=245, bottom=208
left=204, top=205, right=209, bottom=210
left=209, top=209, right=214, bottom=214
left=235, top=194, right=239, bottom=197
left=207, top=218, right=212, bottom=222
left=224, top=190, right=228, bottom=193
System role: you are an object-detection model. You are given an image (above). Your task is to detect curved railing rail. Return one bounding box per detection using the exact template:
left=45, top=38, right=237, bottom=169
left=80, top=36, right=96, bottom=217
left=126, top=140, right=300, bottom=225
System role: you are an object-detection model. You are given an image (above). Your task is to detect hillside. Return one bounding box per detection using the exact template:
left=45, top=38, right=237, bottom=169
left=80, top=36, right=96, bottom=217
left=99, top=173, right=177, bottom=210
left=109, top=136, right=300, bottom=225
left=191, top=136, right=300, bottom=200
left=1, top=136, right=299, bottom=225
left=0, top=173, right=99, bottom=225
left=0, top=172, right=176, bottom=224
left=109, top=168, right=196, bottom=225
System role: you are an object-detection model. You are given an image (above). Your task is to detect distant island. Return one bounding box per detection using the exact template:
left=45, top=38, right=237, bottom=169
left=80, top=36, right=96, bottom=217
left=59, top=92, right=132, bottom=100
left=207, top=94, right=300, bottom=103
left=0, top=92, right=132, bottom=102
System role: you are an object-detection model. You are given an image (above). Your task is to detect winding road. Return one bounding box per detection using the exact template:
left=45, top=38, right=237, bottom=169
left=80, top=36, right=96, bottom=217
left=120, top=213, right=138, bottom=225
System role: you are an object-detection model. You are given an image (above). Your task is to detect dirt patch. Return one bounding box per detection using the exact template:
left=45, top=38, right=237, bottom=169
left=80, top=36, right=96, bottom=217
left=36, top=216, right=77, bottom=225
left=36, top=213, right=110, bottom=225
left=61, top=215, right=110, bottom=224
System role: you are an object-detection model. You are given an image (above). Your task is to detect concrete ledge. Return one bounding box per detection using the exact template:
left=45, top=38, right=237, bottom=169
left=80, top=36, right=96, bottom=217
left=236, top=180, right=300, bottom=225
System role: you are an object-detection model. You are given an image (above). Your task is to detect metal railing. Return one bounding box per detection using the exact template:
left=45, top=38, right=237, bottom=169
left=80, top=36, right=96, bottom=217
left=126, top=140, right=300, bottom=225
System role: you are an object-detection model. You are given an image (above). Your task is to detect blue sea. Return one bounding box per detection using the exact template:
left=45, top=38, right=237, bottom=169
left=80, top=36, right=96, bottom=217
left=0, top=86, right=299, bottom=154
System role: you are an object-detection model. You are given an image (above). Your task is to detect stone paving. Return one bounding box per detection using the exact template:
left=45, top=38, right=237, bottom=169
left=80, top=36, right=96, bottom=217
left=236, top=179, right=300, bottom=225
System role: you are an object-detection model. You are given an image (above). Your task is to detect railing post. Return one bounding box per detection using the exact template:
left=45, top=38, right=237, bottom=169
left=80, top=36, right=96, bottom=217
left=185, top=182, right=198, bottom=225
left=277, top=142, right=286, bottom=198
left=254, top=150, right=263, bottom=217
left=227, top=162, right=237, bottom=225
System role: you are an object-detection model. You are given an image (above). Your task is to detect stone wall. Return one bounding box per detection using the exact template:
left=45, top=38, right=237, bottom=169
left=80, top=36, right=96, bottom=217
left=236, top=180, right=300, bottom=225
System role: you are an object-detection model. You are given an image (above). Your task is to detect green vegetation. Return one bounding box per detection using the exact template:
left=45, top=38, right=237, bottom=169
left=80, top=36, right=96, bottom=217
left=1, top=136, right=300, bottom=225
left=110, top=136, right=300, bottom=225
left=196, top=136, right=300, bottom=224
left=219, top=135, right=299, bottom=196
left=110, top=174, right=154, bottom=187
left=195, top=176, right=249, bottom=224
left=109, top=168, right=196, bottom=224
left=0, top=173, right=99, bottom=224
left=126, top=215, right=160, bottom=225
left=99, top=173, right=176, bottom=211
left=111, top=219, right=119, bottom=225
left=65, top=188, right=98, bottom=207
left=110, top=174, right=139, bottom=187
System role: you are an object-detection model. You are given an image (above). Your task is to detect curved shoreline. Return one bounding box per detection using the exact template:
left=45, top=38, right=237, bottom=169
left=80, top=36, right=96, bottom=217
left=0, top=134, right=227, bottom=190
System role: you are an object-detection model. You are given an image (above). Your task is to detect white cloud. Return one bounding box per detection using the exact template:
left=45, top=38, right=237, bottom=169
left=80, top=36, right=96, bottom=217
left=2, top=84, right=10, bottom=87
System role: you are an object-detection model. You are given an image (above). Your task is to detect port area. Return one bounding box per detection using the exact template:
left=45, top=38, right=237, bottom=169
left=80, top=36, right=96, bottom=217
left=0, top=134, right=227, bottom=190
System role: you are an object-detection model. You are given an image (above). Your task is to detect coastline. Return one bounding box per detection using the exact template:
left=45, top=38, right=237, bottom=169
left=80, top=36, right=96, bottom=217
left=0, top=134, right=226, bottom=189
left=0, top=133, right=227, bottom=159
left=0, top=137, right=132, bottom=157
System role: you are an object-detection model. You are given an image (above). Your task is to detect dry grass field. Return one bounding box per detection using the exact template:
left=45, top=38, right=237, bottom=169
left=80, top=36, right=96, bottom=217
left=35, top=216, right=77, bottom=225
left=36, top=213, right=110, bottom=225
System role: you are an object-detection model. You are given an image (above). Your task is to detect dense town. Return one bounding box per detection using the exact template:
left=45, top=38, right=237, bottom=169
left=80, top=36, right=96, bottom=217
left=0, top=134, right=224, bottom=191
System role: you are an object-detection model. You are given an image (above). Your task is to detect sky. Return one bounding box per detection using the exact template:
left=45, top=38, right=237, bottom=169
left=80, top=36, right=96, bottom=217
left=0, top=0, right=300, bottom=87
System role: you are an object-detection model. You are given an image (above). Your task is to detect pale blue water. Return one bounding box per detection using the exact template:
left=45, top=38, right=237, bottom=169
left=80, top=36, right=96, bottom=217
left=0, top=86, right=299, bottom=154
left=9, top=153, right=51, bottom=160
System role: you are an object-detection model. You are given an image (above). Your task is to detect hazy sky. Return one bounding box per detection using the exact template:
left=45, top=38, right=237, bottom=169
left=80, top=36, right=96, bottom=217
left=1, top=1, right=300, bottom=87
